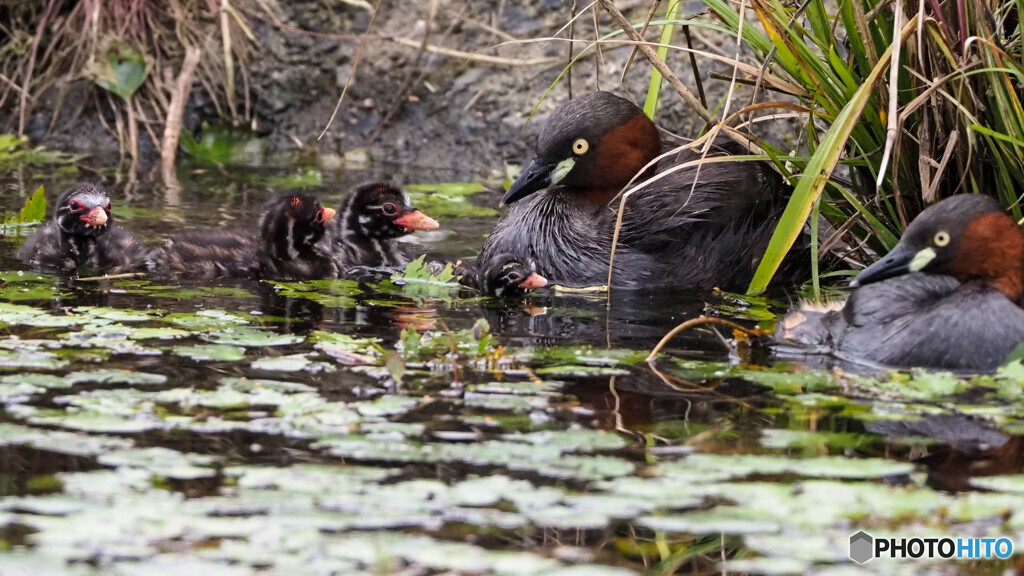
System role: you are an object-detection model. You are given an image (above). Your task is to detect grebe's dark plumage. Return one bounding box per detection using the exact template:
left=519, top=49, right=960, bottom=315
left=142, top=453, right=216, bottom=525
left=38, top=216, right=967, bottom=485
left=778, top=195, right=1024, bottom=371
left=330, top=182, right=438, bottom=273
left=148, top=193, right=337, bottom=281
left=18, top=183, right=145, bottom=275
left=479, top=91, right=803, bottom=293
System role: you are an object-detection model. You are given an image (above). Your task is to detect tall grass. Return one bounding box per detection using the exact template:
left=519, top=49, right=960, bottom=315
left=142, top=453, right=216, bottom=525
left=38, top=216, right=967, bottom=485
left=719, top=0, right=1024, bottom=293
left=590, top=0, right=1024, bottom=293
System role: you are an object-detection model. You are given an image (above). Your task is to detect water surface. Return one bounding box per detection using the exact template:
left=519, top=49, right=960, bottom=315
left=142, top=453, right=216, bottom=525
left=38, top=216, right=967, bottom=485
left=0, top=165, right=1020, bottom=575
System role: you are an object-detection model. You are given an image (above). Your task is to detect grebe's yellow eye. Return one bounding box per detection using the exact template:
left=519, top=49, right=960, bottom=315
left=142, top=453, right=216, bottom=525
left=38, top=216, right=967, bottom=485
left=572, top=138, right=590, bottom=155
left=934, top=231, right=950, bottom=247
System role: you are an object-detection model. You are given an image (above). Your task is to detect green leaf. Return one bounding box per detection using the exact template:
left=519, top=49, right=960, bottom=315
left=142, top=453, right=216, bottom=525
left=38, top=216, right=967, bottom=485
left=93, top=42, right=149, bottom=100
left=747, top=15, right=919, bottom=295
left=643, top=0, right=683, bottom=119
left=397, top=255, right=456, bottom=283
left=18, top=186, right=46, bottom=223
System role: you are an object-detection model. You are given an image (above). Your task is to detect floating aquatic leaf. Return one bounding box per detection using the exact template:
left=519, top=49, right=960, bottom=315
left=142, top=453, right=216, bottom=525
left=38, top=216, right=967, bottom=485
left=970, top=475, right=1024, bottom=493
left=269, top=278, right=362, bottom=308
left=64, top=369, right=167, bottom=387
left=356, top=394, right=419, bottom=418
left=23, top=410, right=167, bottom=434
left=506, top=429, right=628, bottom=451
left=251, top=353, right=333, bottom=373
left=164, top=310, right=252, bottom=329
left=201, top=326, right=304, bottom=347
left=525, top=345, right=648, bottom=367
left=389, top=255, right=460, bottom=300
left=360, top=421, right=425, bottom=438
left=398, top=255, right=456, bottom=284
left=99, top=447, right=220, bottom=480
left=125, top=284, right=255, bottom=299
left=659, top=453, right=914, bottom=481
left=0, top=381, right=41, bottom=403
left=639, top=510, right=782, bottom=535
left=464, top=392, right=541, bottom=413
left=311, top=331, right=381, bottom=360
left=218, top=377, right=315, bottom=393
left=0, top=373, right=72, bottom=389
left=535, top=364, right=629, bottom=376
left=0, top=283, right=66, bottom=302
left=0, top=349, right=69, bottom=370
left=72, top=306, right=163, bottom=322
left=128, top=327, right=191, bottom=340
left=0, top=422, right=134, bottom=456
left=526, top=505, right=610, bottom=530
left=469, top=381, right=564, bottom=395
left=171, top=344, right=246, bottom=362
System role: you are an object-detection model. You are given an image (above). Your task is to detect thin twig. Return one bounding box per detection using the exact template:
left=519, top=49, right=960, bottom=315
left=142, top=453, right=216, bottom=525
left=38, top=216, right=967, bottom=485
left=647, top=316, right=760, bottom=362
left=620, top=0, right=661, bottom=87
left=599, top=0, right=714, bottom=125
left=318, top=0, right=383, bottom=141
left=924, top=130, right=958, bottom=201
left=569, top=0, right=576, bottom=96
left=875, top=0, right=905, bottom=196
left=682, top=25, right=705, bottom=110
left=76, top=272, right=147, bottom=282
left=390, top=35, right=559, bottom=66
left=221, top=0, right=236, bottom=122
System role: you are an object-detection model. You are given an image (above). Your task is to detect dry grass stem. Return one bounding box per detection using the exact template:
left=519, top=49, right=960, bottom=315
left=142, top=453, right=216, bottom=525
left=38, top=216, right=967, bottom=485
left=319, top=0, right=384, bottom=140
left=161, top=46, right=201, bottom=185
left=647, top=316, right=760, bottom=362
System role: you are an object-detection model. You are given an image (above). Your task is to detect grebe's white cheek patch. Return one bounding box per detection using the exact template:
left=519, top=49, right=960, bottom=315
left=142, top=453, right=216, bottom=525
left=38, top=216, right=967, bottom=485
left=909, top=247, right=936, bottom=272
left=550, top=158, right=575, bottom=185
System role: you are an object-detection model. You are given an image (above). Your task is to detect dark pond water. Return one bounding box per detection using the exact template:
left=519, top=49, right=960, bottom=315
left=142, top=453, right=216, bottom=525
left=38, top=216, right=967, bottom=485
left=0, top=165, right=1021, bottom=575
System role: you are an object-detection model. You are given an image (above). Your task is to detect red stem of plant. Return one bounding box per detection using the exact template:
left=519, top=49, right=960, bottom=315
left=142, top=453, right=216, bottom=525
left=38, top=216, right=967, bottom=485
left=925, top=0, right=956, bottom=52
left=956, top=0, right=966, bottom=56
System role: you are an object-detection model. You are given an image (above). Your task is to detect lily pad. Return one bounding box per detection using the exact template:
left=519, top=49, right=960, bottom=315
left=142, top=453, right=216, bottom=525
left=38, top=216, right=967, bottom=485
left=64, top=370, right=168, bottom=387
left=201, top=327, right=304, bottom=347
left=171, top=344, right=247, bottom=362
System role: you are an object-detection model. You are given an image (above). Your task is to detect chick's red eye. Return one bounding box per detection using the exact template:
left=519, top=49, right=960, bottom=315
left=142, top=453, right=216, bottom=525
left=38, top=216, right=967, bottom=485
left=68, top=200, right=83, bottom=212
left=381, top=203, right=398, bottom=216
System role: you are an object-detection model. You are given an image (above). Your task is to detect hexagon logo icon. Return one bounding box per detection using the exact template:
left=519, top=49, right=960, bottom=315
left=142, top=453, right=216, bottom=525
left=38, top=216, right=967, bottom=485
left=849, top=531, right=874, bottom=564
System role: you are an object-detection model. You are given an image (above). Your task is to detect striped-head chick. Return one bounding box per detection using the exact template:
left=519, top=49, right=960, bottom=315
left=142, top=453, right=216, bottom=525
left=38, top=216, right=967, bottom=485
left=483, top=255, right=548, bottom=297
left=56, top=183, right=111, bottom=239
left=341, top=182, right=439, bottom=240
left=260, top=193, right=336, bottom=261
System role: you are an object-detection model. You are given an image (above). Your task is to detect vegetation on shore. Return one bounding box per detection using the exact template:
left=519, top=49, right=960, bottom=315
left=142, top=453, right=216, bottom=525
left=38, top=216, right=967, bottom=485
left=588, top=0, right=1024, bottom=293
left=2, top=0, right=1022, bottom=289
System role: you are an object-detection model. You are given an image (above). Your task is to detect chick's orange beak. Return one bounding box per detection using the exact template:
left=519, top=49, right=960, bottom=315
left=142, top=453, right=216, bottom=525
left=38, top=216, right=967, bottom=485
left=81, top=207, right=108, bottom=227
left=518, top=272, right=548, bottom=290
left=321, top=207, right=337, bottom=223
left=395, top=210, right=439, bottom=232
